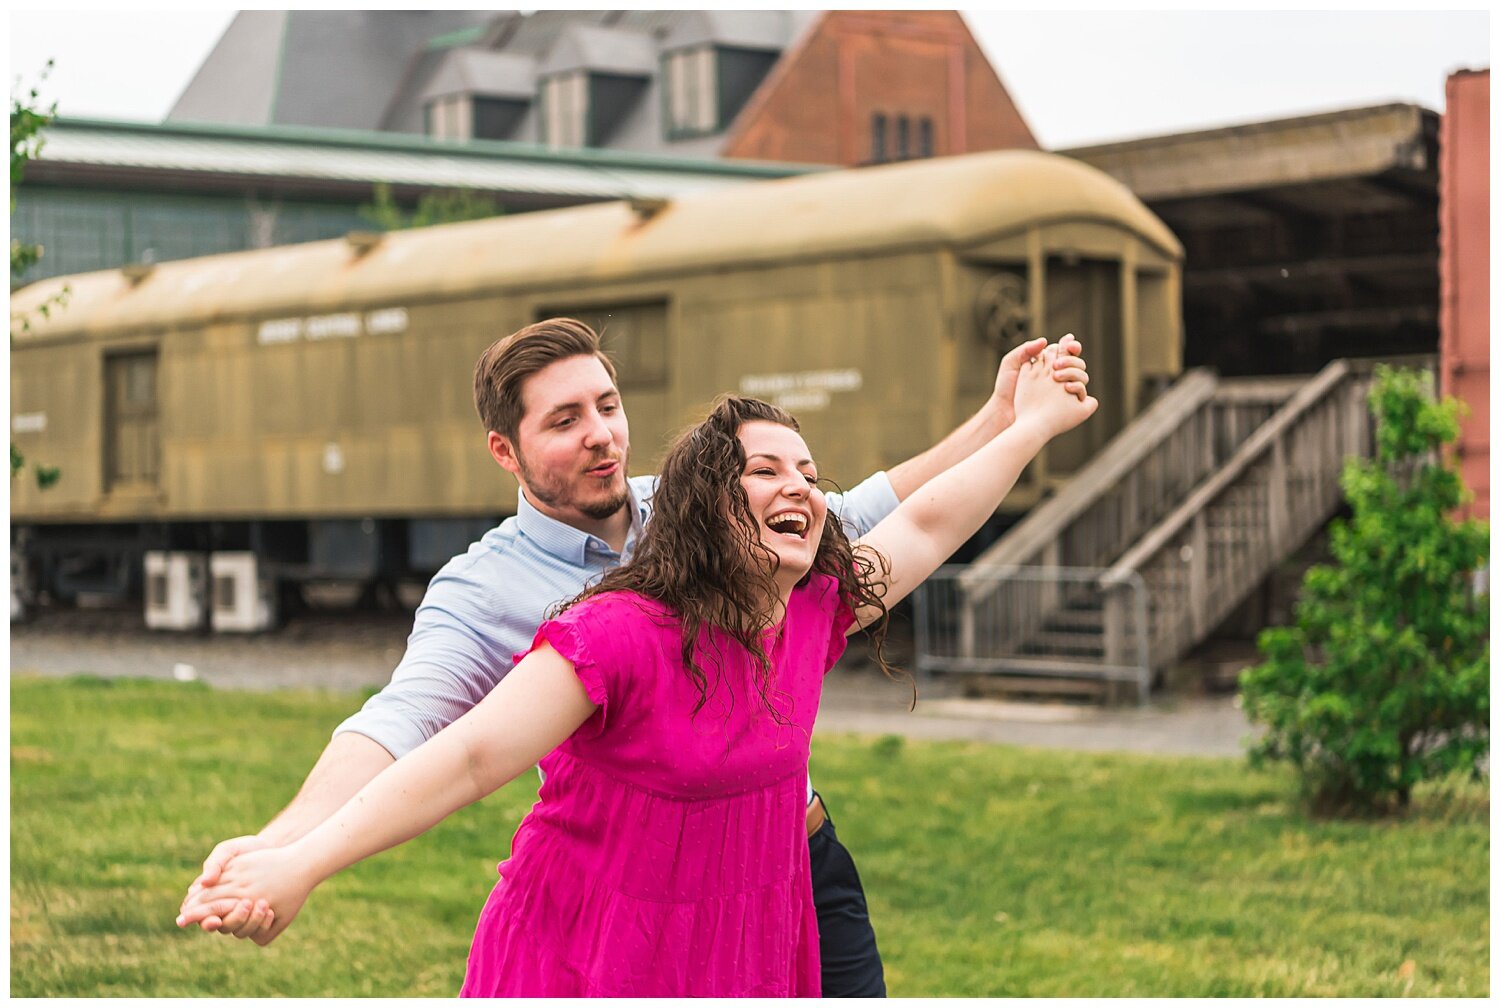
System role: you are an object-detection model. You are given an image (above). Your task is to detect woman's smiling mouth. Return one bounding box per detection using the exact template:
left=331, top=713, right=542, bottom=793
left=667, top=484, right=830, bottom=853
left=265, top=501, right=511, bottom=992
left=765, top=510, right=809, bottom=539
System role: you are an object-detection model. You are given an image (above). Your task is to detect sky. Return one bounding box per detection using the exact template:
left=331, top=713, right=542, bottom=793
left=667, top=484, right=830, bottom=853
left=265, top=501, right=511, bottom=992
left=6, top=6, right=1492, bottom=150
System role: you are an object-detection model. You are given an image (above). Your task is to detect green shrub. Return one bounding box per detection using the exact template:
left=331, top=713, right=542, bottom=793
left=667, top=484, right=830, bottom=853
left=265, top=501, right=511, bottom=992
left=1240, top=366, right=1489, bottom=814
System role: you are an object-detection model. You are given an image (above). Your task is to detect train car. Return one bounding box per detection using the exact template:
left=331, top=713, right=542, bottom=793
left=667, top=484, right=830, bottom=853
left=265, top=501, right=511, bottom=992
left=11, top=148, right=1182, bottom=628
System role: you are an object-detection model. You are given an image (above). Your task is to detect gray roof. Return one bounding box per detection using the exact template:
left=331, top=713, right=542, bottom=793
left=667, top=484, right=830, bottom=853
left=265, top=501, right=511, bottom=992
left=485, top=10, right=619, bottom=57
left=661, top=11, right=799, bottom=51
left=540, top=23, right=658, bottom=77
left=166, top=11, right=288, bottom=127
left=30, top=116, right=821, bottom=203
left=170, top=11, right=494, bottom=130
left=420, top=49, right=537, bottom=102
left=172, top=11, right=819, bottom=156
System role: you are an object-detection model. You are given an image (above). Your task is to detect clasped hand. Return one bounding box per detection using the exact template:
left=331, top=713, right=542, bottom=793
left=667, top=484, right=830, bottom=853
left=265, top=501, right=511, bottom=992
left=1011, top=340, right=1099, bottom=440
left=996, top=333, right=1090, bottom=419
left=177, top=845, right=313, bottom=946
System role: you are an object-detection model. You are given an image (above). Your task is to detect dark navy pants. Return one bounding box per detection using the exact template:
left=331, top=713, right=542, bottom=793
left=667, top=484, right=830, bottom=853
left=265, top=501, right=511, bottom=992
left=808, top=795, right=886, bottom=997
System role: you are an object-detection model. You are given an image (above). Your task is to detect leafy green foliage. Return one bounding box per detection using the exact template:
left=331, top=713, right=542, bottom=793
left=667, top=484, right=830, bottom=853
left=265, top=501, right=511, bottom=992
left=11, top=62, right=67, bottom=488
left=11, top=60, right=55, bottom=281
left=1240, top=367, right=1489, bottom=814
left=10, top=676, right=1488, bottom=996
left=357, top=181, right=503, bottom=232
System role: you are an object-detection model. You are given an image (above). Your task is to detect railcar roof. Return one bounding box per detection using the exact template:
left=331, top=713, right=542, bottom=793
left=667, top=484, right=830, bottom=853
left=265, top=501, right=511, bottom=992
left=13, top=149, right=1181, bottom=340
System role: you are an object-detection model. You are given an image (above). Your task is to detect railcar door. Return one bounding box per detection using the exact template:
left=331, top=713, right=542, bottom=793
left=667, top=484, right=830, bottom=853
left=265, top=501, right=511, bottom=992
left=103, top=348, right=161, bottom=492
left=1044, top=259, right=1123, bottom=475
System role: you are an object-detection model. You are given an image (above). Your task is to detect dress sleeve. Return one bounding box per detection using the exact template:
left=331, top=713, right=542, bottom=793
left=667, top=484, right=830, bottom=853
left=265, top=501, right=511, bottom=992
left=517, top=602, right=612, bottom=740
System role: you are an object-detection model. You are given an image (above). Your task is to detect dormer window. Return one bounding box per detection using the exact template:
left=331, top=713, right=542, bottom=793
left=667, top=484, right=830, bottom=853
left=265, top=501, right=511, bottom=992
left=540, top=72, right=589, bottom=147
left=425, top=92, right=530, bottom=142
left=665, top=46, right=716, bottom=136
left=419, top=50, right=536, bottom=143
left=426, top=94, right=472, bottom=141
left=663, top=44, right=777, bottom=140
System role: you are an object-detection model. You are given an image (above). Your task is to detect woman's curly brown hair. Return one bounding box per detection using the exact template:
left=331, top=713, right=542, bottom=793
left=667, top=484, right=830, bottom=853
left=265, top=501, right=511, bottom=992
left=559, top=395, right=910, bottom=720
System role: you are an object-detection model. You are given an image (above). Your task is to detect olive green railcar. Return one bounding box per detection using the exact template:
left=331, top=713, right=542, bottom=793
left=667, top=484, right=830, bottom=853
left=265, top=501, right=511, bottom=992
left=11, top=149, right=1181, bottom=607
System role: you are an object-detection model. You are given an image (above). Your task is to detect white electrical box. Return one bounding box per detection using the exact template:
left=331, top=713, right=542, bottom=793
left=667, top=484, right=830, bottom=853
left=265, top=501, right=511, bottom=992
left=144, top=551, right=209, bottom=631
left=209, top=552, right=278, bottom=633
left=11, top=552, right=30, bottom=622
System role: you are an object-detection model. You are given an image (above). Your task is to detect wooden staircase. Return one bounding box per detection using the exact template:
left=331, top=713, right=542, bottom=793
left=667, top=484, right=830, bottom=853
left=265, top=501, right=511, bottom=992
left=916, top=358, right=1382, bottom=702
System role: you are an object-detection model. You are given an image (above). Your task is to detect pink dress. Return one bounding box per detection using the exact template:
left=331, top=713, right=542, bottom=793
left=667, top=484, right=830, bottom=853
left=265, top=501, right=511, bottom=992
left=459, top=573, right=853, bottom=998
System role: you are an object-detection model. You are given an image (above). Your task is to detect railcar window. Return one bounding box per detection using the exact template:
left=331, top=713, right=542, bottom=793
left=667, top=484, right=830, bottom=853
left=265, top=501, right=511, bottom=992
left=871, top=113, right=888, bottom=163
left=538, top=303, right=668, bottom=388
left=896, top=116, right=910, bottom=161
left=918, top=117, right=934, bottom=159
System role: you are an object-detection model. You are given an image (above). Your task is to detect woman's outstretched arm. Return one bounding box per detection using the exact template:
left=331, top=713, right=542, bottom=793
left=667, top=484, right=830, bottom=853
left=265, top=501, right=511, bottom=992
left=177, top=642, right=595, bottom=944
left=851, top=345, right=1098, bottom=627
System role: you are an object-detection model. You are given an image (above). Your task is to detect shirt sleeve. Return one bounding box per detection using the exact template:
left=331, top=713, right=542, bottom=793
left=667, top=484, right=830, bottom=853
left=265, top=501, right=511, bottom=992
left=824, top=470, right=900, bottom=539
left=333, top=555, right=521, bottom=760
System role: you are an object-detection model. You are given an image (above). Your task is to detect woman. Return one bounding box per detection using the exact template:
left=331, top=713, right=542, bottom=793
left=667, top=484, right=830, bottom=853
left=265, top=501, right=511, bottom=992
left=184, top=346, right=1096, bottom=996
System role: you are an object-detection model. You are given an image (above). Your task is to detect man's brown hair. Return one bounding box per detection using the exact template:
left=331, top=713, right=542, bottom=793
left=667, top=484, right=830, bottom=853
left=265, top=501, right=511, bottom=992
left=472, top=318, right=619, bottom=440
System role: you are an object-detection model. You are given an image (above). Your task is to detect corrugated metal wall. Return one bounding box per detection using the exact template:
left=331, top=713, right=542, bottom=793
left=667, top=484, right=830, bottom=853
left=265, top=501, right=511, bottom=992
left=1438, top=69, right=1489, bottom=520
left=11, top=187, right=368, bottom=282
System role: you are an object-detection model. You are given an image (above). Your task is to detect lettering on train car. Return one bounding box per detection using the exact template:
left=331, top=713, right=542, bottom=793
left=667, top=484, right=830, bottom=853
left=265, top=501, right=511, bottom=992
left=256, top=307, right=409, bottom=345
left=739, top=369, right=864, bottom=412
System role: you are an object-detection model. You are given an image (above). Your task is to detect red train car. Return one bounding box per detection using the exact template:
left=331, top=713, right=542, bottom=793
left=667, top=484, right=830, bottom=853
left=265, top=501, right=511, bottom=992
left=1438, top=68, right=1489, bottom=520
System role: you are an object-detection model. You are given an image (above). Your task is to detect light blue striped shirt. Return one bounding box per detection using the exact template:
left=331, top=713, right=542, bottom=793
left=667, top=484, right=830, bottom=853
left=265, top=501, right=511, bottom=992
left=335, top=472, right=900, bottom=781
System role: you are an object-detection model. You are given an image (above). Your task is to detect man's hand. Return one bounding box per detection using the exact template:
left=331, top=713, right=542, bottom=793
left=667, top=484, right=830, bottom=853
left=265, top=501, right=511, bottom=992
left=179, top=833, right=271, bottom=937
left=994, top=334, right=1089, bottom=426
left=179, top=846, right=315, bottom=947
left=175, top=732, right=402, bottom=944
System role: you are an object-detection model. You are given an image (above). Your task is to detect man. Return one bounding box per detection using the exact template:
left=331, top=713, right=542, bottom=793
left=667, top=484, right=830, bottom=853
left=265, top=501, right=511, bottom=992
left=178, top=318, right=1088, bottom=996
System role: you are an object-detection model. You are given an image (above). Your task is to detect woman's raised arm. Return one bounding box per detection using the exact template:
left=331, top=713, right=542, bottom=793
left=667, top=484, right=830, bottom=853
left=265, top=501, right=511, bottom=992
left=178, top=642, right=596, bottom=943
left=850, top=346, right=1097, bottom=628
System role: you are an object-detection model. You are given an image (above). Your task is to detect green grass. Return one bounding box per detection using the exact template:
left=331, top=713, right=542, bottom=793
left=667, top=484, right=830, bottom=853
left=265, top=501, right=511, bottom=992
left=11, top=676, right=1489, bottom=997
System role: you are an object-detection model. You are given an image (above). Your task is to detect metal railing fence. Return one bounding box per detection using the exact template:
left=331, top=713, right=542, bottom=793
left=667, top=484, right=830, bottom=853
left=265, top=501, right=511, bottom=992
left=913, top=565, right=1151, bottom=704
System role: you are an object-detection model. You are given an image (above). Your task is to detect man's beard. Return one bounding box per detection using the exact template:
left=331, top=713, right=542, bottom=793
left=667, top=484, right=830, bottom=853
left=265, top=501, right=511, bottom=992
left=517, top=448, right=631, bottom=521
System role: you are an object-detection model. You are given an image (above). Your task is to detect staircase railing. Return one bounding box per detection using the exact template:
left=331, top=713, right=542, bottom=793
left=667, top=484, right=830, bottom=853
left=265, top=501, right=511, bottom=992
left=915, top=565, right=1152, bottom=702
left=953, top=368, right=1301, bottom=672
left=961, top=368, right=1220, bottom=591
left=1098, top=358, right=1374, bottom=673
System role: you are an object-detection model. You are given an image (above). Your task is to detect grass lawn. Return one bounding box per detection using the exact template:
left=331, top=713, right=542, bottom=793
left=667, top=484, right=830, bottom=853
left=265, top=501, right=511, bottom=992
left=10, top=675, right=1489, bottom=997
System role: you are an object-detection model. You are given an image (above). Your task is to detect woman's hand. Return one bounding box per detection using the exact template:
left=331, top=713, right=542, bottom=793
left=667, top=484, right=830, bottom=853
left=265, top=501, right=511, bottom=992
left=176, top=846, right=317, bottom=946
left=992, top=334, right=1091, bottom=421
left=1012, top=343, right=1099, bottom=441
